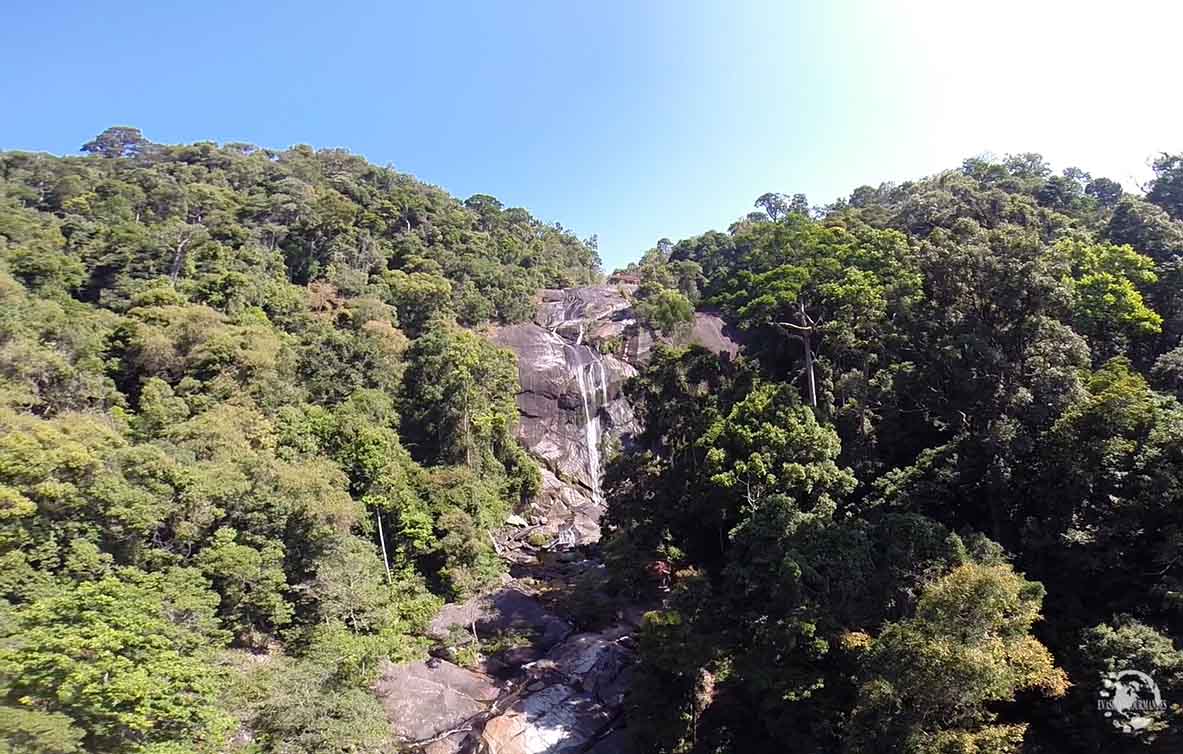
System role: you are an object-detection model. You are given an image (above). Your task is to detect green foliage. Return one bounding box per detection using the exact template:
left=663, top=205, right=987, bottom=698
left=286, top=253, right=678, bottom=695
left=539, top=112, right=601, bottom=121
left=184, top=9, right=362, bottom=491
left=699, top=382, right=853, bottom=510
left=848, top=563, right=1068, bottom=754
left=401, top=322, right=520, bottom=469
left=1053, top=238, right=1162, bottom=359
left=7, top=133, right=1183, bottom=754
left=633, top=282, right=695, bottom=335
left=1148, top=153, right=1183, bottom=221
left=610, top=151, right=1183, bottom=752
left=233, top=654, right=395, bottom=754
left=80, top=127, right=151, bottom=159
left=4, top=131, right=599, bottom=323
left=0, top=703, right=84, bottom=754
left=381, top=268, right=452, bottom=336
left=0, top=132, right=552, bottom=753
left=197, top=527, right=293, bottom=646
left=0, top=572, right=231, bottom=752
left=1077, top=619, right=1183, bottom=745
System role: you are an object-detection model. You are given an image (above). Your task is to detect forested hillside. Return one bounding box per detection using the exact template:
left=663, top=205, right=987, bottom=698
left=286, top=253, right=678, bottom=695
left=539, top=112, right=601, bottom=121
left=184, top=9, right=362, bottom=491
left=606, top=154, right=1183, bottom=753
left=0, top=128, right=598, bottom=753
left=4, top=127, right=1183, bottom=754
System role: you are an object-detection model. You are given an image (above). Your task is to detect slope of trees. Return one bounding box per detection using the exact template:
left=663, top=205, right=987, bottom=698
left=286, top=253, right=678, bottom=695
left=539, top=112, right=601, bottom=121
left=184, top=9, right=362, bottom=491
left=6, top=127, right=1183, bottom=754
left=606, top=153, right=1183, bottom=753
left=0, top=128, right=596, bottom=753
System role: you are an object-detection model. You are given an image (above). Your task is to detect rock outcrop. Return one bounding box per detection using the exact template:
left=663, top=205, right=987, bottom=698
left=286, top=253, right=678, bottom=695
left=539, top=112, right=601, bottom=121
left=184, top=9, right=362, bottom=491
left=377, top=570, right=636, bottom=754
left=491, top=285, right=742, bottom=540
left=374, top=660, right=501, bottom=748
left=489, top=320, right=636, bottom=503
left=378, top=285, right=742, bottom=754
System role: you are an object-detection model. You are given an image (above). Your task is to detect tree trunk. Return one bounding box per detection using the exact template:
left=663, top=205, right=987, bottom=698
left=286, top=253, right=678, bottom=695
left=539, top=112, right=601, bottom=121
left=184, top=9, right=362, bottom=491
left=169, top=238, right=189, bottom=282
left=777, top=304, right=818, bottom=407
left=375, top=508, right=392, bottom=584
left=802, top=330, right=817, bottom=407
left=464, top=402, right=473, bottom=467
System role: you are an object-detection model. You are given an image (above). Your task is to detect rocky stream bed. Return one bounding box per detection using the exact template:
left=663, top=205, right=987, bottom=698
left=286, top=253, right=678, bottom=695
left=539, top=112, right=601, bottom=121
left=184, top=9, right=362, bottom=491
left=373, top=286, right=742, bottom=754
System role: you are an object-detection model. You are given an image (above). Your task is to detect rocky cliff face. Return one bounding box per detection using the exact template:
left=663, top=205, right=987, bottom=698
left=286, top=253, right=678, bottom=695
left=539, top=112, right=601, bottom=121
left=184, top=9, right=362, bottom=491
left=375, top=285, right=742, bottom=754
left=491, top=285, right=741, bottom=545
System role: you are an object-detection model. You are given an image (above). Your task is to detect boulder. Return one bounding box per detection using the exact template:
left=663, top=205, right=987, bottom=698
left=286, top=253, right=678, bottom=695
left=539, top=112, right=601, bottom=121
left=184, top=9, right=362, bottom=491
left=529, top=467, right=602, bottom=545
left=373, top=659, right=499, bottom=744
left=479, top=685, right=616, bottom=754
left=429, top=586, right=572, bottom=653
left=622, top=311, right=743, bottom=364
left=544, top=629, right=636, bottom=707
left=423, top=732, right=469, bottom=754
left=476, top=627, right=636, bottom=754
left=386, top=285, right=740, bottom=754
left=585, top=729, right=632, bottom=754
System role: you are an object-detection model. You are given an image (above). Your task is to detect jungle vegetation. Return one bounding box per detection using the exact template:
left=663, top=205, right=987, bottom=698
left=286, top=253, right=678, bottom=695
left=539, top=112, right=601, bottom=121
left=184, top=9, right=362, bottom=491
left=4, top=128, right=1183, bottom=754
left=607, top=152, right=1183, bottom=753
left=0, top=127, right=597, bottom=754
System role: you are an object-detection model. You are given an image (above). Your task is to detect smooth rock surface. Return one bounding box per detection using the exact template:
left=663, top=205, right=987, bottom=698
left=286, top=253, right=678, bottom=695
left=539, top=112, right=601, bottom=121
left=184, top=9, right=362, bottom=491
left=544, top=629, right=636, bottom=707
left=490, top=321, right=635, bottom=496
left=373, top=660, right=499, bottom=744
left=429, top=587, right=573, bottom=652
left=479, top=684, right=616, bottom=754
left=492, top=286, right=738, bottom=519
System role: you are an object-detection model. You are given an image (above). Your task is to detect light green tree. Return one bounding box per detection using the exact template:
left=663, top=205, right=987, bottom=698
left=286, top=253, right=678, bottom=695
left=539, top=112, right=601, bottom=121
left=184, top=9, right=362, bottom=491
left=849, top=563, right=1068, bottom=754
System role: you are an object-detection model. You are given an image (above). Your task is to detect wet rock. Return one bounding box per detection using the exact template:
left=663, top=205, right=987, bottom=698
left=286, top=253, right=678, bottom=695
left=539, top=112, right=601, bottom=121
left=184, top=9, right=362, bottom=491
left=479, top=684, right=616, bottom=754
left=535, top=286, right=633, bottom=337
left=490, top=288, right=738, bottom=532
left=503, top=549, right=540, bottom=566
left=475, top=623, right=638, bottom=753
left=545, top=630, right=636, bottom=706
left=389, top=285, right=740, bottom=754
left=586, top=729, right=632, bottom=754
left=490, top=322, right=636, bottom=496
left=498, top=646, right=542, bottom=666
left=423, top=732, right=469, bottom=754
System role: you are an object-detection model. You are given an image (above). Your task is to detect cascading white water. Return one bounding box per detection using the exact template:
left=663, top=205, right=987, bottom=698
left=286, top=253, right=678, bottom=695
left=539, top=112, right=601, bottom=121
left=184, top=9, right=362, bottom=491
left=592, top=351, right=609, bottom=407
left=577, top=321, right=610, bottom=406
left=546, top=316, right=609, bottom=505
left=570, top=349, right=603, bottom=504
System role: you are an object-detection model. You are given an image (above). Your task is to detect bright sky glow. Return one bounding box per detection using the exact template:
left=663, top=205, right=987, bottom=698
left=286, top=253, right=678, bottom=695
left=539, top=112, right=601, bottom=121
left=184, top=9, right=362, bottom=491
left=2, top=0, right=1180, bottom=270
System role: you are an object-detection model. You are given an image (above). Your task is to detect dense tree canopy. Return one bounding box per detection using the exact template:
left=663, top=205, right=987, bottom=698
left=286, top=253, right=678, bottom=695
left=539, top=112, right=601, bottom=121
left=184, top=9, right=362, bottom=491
left=605, top=152, right=1183, bottom=753
left=4, top=129, right=1183, bottom=754
left=0, top=130, right=587, bottom=753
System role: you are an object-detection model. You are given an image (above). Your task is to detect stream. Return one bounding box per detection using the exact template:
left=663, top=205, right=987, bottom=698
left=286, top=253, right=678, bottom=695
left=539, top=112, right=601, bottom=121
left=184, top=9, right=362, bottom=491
left=375, top=286, right=743, bottom=754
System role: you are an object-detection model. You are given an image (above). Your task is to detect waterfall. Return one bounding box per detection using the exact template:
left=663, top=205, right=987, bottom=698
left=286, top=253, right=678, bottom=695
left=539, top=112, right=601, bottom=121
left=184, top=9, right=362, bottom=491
left=571, top=349, right=603, bottom=504
left=591, top=350, right=609, bottom=407
left=545, top=320, right=609, bottom=505
left=578, top=322, right=610, bottom=406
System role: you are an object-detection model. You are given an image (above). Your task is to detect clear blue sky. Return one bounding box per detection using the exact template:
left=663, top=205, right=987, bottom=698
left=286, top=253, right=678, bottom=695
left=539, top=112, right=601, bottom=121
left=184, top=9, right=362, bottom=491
left=3, top=0, right=1180, bottom=271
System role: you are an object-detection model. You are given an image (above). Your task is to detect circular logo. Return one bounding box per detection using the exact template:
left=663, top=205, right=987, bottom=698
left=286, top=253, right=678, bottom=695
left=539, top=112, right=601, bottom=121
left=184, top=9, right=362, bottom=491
left=1097, top=669, right=1167, bottom=733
